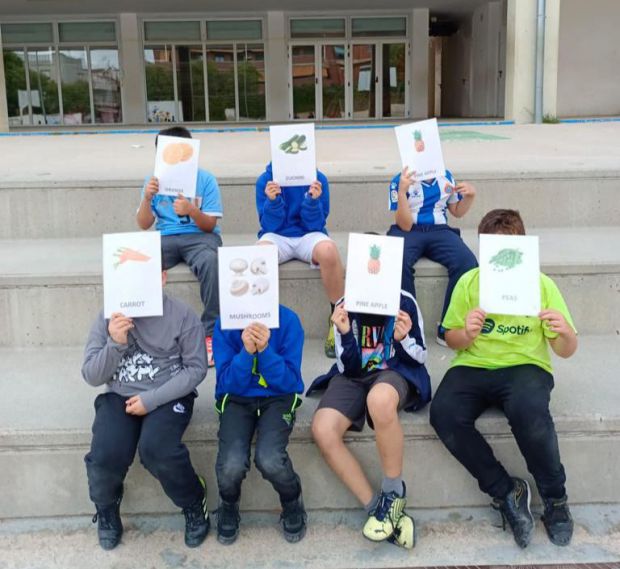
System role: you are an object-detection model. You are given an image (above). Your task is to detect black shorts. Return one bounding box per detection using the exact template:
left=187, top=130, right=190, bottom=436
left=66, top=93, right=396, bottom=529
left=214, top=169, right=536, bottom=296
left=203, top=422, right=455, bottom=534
left=316, top=369, right=418, bottom=432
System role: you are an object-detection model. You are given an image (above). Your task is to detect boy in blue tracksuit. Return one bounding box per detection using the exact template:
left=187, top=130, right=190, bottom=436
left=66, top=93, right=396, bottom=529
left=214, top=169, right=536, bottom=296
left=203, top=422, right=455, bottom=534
left=256, top=163, right=344, bottom=358
left=308, top=292, right=431, bottom=549
left=213, top=305, right=306, bottom=544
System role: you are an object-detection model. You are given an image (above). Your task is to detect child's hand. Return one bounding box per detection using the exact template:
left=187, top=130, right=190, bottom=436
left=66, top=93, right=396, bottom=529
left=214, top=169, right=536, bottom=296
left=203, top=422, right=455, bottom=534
left=453, top=181, right=476, bottom=198
left=399, top=167, right=416, bottom=194
left=108, top=313, right=133, bottom=345
left=241, top=327, right=257, bottom=354
left=173, top=194, right=194, bottom=216
left=145, top=177, right=159, bottom=201
left=308, top=180, right=322, bottom=200
left=331, top=305, right=350, bottom=335
left=265, top=182, right=282, bottom=201
left=465, top=308, right=486, bottom=340
left=248, top=323, right=271, bottom=352
left=539, top=310, right=572, bottom=336
left=393, top=310, right=412, bottom=341
left=125, top=395, right=147, bottom=416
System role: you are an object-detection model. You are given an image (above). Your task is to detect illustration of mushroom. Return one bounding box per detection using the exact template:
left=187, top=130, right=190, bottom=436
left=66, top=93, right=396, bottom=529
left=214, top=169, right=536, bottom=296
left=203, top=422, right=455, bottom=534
left=413, top=130, right=425, bottom=153
left=230, top=279, right=249, bottom=296
left=250, top=257, right=268, bottom=275
left=229, top=258, right=248, bottom=276
left=367, top=244, right=382, bottom=275
left=251, top=278, right=270, bottom=295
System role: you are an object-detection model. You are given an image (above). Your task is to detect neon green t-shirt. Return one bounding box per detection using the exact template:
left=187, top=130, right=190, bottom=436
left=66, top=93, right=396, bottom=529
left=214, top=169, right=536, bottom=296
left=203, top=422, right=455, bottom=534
left=442, top=268, right=576, bottom=374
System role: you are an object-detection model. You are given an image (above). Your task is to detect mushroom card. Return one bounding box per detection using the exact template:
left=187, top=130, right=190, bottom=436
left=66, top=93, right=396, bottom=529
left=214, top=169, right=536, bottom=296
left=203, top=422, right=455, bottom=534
left=218, top=245, right=280, bottom=330
left=479, top=234, right=541, bottom=316
left=153, top=134, right=200, bottom=198
left=394, top=118, right=445, bottom=183
left=344, top=233, right=404, bottom=317
left=269, top=123, right=316, bottom=187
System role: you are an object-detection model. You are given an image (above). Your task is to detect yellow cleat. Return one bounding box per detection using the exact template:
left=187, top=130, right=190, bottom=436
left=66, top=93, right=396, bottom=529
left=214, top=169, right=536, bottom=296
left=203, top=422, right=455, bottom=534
left=362, top=491, right=407, bottom=542
left=388, top=512, right=416, bottom=549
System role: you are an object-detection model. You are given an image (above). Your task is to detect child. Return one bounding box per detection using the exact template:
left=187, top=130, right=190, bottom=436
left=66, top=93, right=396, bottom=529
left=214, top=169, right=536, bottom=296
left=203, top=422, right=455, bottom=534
left=137, top=126, right=223, bottom=366
left=82, top=270, right=209, bottom=550
left=387, top=166, right=478, bottom=345
left=430, top=209, right=577, bottom=548
left=256, top=163, right=344, bottom=358
left=309, top=291, right=431, bottom=548
left=212, top=306, right=306, bottom=544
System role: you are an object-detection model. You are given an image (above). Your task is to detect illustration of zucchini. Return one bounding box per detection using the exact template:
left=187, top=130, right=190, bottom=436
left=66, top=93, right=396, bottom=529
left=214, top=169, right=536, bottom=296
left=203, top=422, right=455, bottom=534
left=279, top=134, right=308, bottom=154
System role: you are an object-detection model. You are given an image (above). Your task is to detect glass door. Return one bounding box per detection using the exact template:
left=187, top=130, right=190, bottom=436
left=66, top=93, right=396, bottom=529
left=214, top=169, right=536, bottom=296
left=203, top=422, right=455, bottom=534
left=291, top=45, right=316, bottom=119
left=351, top=43, right=376, bottom=118
left=381, top=43, right=406, bottom=118
left=320, top=44, right=346, bottom=119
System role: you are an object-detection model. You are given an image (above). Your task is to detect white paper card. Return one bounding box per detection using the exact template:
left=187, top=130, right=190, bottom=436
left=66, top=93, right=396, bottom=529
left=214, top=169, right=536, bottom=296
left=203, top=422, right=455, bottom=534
left=344, top=233, right=404, bottom=317
left=479, top=234, right=541, bottom=316
left=218, top=245, right=280, bottom=330
left=269, top=123, right=316, bottom=187
left=394, top=118, right=446, bottom=182
left=153, top=135, right=200, bottom=198
left=103, top=231, right=163, bottom=318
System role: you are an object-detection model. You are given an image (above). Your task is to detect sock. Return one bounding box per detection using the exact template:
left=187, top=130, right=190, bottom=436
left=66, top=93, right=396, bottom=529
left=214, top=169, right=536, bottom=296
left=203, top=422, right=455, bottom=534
left=364, top=493, right=380, bottom=515
left=381, top=476, right=405, bottom=497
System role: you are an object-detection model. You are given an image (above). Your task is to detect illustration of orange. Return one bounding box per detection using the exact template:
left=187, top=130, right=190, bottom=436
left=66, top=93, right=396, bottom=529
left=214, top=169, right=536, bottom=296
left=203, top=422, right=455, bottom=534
left=163, top=142, right=194, bottom=165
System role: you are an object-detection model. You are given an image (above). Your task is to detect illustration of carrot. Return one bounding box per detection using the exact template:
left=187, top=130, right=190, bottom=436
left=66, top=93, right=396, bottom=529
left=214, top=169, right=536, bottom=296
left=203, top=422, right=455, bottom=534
left=113, top=247, right=151, bottom=269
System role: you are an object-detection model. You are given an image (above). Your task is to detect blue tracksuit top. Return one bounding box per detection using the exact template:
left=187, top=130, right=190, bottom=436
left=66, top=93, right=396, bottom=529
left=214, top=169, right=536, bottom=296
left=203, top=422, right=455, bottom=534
left=255, top=162, right=330, bottom=238
left=213, top=305, right=305, bottom=400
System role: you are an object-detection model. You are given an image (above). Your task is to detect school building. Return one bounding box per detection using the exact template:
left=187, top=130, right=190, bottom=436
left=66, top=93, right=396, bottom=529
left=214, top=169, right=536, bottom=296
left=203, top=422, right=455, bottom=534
left=0, top=0, right=618, bottom=131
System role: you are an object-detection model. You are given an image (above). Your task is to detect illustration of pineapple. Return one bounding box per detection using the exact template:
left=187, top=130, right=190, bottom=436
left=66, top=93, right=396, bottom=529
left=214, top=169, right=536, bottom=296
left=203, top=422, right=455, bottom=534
left=367, top=244, right=382, bottom=275
left=413, top=130, right=425, bottom=152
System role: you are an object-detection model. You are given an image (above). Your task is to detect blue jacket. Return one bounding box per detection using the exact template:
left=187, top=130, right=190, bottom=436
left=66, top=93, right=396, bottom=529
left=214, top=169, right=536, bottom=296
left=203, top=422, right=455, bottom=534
left=213, top=305, right=305, bottom=400
left=307, top=292, right=432, bottom=411
left=256, top=162, right=330, bottom=238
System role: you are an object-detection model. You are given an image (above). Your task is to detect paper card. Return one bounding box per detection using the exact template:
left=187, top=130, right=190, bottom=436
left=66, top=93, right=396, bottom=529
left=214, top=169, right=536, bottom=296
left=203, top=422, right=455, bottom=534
left=218, top=245, right=280, bottom=330
left=394, top=118, right=446, bottom=183
left=269, top=123, right=316, bottom=187
left=103, top=231, right=163, bottom=318
left=479, top=234, right=541, bottom=317
left=344, top=233, right=404, bottom=317
left=153, top=135, right=200, bottom=198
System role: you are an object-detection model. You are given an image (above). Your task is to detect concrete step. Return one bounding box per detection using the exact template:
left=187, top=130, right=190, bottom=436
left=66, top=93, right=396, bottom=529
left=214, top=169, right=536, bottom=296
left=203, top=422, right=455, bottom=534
left=1, top=228, right=619, bottom=347
left=1, top=506, right=619, bottom=569
left=1, top=336, right=618, bottom=520
left=1, top=170, right=619, bottom=239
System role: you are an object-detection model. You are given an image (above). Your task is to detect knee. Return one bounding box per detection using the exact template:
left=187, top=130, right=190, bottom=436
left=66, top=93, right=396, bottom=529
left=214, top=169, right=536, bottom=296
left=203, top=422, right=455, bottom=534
left=138, top=435, right=176, bottom=470
left=314, top=241, right=340, bottom=266
left=366, top=385, right=399, bottom=428
left=217, top=449, right=250, bottom=482
left=311, top=416, right=343, bottom=454
left=254, top=446, right=286, bottom=479
left=87, top=441, right=133, bottom=470
left=192, top=249, right=218, bottom=277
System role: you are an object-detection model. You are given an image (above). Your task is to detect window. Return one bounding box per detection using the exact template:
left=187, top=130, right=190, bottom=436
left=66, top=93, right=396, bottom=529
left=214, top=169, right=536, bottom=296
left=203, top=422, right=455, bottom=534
left=144, top=21, right=201, bottom=42
left=1, top=23, right=53, bottom=44
left=351, top=17, right=407, bottom=37
left=206, top=20, right=262, bottom=41
left=290, top=18, right=346, bottom=39
left=59, top=22, right=116, bottom=43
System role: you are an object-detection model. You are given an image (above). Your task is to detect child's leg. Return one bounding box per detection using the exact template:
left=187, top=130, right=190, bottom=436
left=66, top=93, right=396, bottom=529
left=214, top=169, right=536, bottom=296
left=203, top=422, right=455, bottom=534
left=257, top=233, right=295, bottom=265
left=499, top=365, right=567, bottom=500
left=137, top=394, right=203, bottom=509
left=84, top=393, right=141, bottom=506
left=309, top=237, right=345, bottom=303
left=387, top=225, right=426, bottom=298
left=162, top=234, right=183, bottom=271
left=430, top=366, right=514, bottom=499
left=215, top=398, right=256, bottom=503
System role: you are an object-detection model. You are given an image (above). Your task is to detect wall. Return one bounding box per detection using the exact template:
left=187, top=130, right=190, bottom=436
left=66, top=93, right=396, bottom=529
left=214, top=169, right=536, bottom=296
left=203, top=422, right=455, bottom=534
left=557, top=0, right=620, bottom=117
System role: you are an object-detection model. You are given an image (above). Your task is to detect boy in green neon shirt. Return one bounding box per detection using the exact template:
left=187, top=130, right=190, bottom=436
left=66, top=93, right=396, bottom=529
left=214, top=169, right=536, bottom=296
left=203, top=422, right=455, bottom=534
left=430, top=209, right=577, bottom=549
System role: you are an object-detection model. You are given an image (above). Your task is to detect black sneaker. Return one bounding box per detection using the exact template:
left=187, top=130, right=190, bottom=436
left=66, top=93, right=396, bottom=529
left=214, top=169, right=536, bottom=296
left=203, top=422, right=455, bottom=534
left=280, top=494, right=307, bottom=543
left=217, top=499, right=241, bottom=545
left=542, top=495, right=573, bottom=546
left=92, top=492, right=123, bottom=551
left=183, top=478, right=210, bottom=548
left=492, top=477, right=534, bottom=548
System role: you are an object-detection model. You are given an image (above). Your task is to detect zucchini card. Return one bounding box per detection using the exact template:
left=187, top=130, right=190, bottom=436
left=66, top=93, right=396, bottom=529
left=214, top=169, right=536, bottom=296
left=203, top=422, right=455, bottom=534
left=269, top=123, right=316, bottom=187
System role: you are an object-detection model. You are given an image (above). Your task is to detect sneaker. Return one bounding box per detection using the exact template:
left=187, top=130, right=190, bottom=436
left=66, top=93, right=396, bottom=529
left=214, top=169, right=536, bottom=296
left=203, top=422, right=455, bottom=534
left=363, top=484, right=407, bottom=542
left=217, top=499, right=241, bottom=545
left=436, top=324, right=448, bottom=347
left=542, top=495, right=573, bottom=546
left=92, top=491, right=123, bottom=551
left=492, top=477, right=534, bottom=548
left=280, top=494, right=307, bottom=543
left=324, top=322, right=336, bottom=358
left=183, top=477, right=210, bottom=548
left=206, top=336, right=215, bottom=368
left=387, top=511, right=416, bottom=549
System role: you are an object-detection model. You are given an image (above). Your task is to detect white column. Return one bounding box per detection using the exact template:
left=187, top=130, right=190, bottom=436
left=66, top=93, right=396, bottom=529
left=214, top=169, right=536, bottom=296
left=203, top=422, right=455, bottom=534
left=0, top=31, right=9, bottom=132
left=119, top=13, right=147, bottom=125
left=543, top=0, right=560, bottom=117
left=410, top=8, right=429, bottom=119
left=265, top=11, right=289, bottom=122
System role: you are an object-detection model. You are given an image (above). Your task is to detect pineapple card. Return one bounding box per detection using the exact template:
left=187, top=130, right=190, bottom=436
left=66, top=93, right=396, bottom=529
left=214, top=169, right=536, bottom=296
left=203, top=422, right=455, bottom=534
left=154, top=135, right=200, bottom=198
left=394, top=118, right=446, bottom=183
left=103, top=231, right=163, bottom=318
left=270, top=123, right=316, bottom=187
left=344, top=233, right=404, bottom=317
left=479, top=234, right=541, bottom=317
left=218, top=245, right=280, bottom=330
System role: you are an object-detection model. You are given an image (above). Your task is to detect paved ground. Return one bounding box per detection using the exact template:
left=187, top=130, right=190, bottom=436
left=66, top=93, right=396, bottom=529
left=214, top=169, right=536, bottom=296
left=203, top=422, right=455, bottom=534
left=1, top=122, right=619, bottom=185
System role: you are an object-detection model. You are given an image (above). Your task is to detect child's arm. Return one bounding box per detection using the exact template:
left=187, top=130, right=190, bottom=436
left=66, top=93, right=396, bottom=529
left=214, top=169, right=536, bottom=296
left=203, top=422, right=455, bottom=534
left=540, top=309, right=578, bottom=358
left=444, top=308, right=486, bottom=350
left=447, top=180, right=476, bottom=218
left=173, top=194, right=218, bottom=232
left=81, top=313, right=133, bottom=386
left=174, top=174, right=222, bottom=233
left=213, top=324, right=257, bottom=395
left=394, top=168, right=414, bottom=231
left=256, top=175, right=287, bottom=233
left=300, top=173, right=329, bottom=232
left=393, top=302, right=427, bottom=365
left=332, top=305, right=362, bottom=376
left=137, top=177, right=157, bottom=230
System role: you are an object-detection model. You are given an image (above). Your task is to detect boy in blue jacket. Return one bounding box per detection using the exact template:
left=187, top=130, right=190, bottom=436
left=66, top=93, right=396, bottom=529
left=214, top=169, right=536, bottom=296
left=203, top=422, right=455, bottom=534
left=213, top=305, right=306, bottom=544
left=256, top=163, right=344, bottom=358
left=308, top=292, right=430, bottom=549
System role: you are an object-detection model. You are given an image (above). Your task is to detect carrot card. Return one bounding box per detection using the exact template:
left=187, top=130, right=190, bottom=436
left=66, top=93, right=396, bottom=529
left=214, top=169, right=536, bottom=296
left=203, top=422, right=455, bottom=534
left=103, top=231, right=163, bottom=318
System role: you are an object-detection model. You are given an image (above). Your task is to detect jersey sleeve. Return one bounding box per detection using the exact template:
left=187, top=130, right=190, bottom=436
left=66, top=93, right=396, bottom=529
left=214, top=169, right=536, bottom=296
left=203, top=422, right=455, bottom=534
left=442, top=272, right=472, bottom=330
left=445, top=169, right=461, bottom=205
left=540, top=274, right=577, bottom=338
left=198, top=172, right=223, bottom=218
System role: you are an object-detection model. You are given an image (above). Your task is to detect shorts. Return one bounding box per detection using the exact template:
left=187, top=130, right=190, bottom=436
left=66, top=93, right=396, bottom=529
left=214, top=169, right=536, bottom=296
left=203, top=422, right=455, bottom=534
left=258, top=232, right=332, bottom=267
left=316, top=370, right=418, bottom=432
